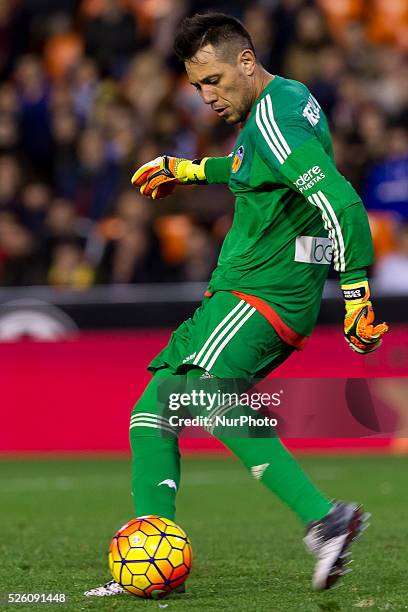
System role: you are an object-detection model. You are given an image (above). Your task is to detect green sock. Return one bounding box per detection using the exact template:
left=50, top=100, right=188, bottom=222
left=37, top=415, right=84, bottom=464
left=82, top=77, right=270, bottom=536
left=184, top=368, right=331, bottom=525
left=129, top=369, right=181, bottom=521
left=130, top=433, right=180, bottom=521
left=220, top=435, right=331, bottom=524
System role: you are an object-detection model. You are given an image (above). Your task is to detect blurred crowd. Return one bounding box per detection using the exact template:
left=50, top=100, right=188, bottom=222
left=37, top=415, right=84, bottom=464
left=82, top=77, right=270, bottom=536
left=0, top=0, right=407, bottom=292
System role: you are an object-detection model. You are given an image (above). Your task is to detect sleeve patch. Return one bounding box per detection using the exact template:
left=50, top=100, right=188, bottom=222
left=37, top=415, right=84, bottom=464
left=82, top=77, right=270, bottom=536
left=302, top=94, right=321, bottom=127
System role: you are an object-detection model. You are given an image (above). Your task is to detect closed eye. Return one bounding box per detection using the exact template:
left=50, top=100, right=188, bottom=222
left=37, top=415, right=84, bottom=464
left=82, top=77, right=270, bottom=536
left=190, top=75, right=221, bottom=90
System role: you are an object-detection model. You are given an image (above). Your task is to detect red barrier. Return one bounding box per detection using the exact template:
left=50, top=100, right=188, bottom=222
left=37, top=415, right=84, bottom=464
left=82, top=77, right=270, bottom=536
left=2, top=326, right=407, bottom=453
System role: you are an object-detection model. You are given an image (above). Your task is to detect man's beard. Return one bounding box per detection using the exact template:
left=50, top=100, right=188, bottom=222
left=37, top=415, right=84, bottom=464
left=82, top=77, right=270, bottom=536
left=225, top=100, right=251, bottom=124
left=234, top=90, right=253, bottom=123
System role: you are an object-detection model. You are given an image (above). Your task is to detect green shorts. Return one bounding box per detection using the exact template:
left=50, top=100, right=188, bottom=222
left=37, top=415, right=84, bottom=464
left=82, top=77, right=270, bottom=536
left=148, top=291, right=294, bottom=379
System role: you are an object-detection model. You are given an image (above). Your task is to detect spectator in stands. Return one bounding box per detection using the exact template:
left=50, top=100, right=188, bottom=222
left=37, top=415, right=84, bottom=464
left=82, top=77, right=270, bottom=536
left=0, top=84, right=20, bottom=163
left=375, top=224, right=408, bottom=294
left=0, top=155, right=21, bottom=213
left=364, top=127, right=408, bottom=221
left=0, top=112, right=19, bottom=155
left=0, top=211, right=35, bottom=285
left=48, top=240, right=94, bottom=290
left=309, top=46, right=344, bottom=119
left=102, top=100, right=138, bottom=180
left=121, top=49, right=174, bottom=130
left=151, top=97, right=197, bottom=158
left=96, top=190, right=166, bottom=283
left=70, top=57, right=99, bottom=122
left=178, top=224, right=218, bottom=282
left=14, top=55, right=52, bottom=178
left=357, top=106, right=387, bottom=165
left=51, top=109, right=80, bottom=192
left=45, top=198, right=81, bottom=241
left=81, top=0, right=139, bottom=77
left=40, top=198, right=89, bottom=279
left=243, top=4, right=274, bottom=70
left=18, top=182, right=51, bottom=236
left=284, top=6, right=331, bottom=82
left=43, top=12, right=83, bottom=83
left=0, top=0, right=20, bottom=80
left=57, top=126, right=121, bottom=221
left=0, top=82, right=19, bottom=114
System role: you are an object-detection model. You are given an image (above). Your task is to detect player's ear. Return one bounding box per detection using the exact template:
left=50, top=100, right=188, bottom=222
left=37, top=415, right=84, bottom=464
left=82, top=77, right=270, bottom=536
left=239, top=49, right=256, bottom=76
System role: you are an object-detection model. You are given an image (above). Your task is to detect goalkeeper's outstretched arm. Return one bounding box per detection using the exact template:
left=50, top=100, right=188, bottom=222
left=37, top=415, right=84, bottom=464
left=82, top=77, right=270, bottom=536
left=131, top=155, right=231, bottom=199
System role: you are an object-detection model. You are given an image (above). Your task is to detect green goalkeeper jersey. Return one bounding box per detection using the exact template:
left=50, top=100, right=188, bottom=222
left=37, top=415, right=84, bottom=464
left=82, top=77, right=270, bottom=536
left=204, top=75, right=373, bottom=338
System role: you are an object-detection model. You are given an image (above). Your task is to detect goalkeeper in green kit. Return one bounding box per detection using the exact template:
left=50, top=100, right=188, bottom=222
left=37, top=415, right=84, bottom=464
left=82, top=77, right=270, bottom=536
left=85, top=13, right=389, bottom=597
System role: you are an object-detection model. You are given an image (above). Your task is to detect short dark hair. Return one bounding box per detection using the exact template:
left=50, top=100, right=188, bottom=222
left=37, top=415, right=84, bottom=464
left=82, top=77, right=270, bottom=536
left=174, top=12, right=256, bottom=63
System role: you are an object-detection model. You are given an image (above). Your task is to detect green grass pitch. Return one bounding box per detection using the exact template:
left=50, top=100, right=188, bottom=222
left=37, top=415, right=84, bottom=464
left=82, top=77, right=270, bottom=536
left=1, top=455, right=407, bottom=611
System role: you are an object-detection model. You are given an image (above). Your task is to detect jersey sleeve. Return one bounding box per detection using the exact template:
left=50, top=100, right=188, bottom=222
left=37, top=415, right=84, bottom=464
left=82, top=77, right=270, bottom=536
left=254, top=92, right=373, bottom=283
left=204, top=156, right=231, bottom=184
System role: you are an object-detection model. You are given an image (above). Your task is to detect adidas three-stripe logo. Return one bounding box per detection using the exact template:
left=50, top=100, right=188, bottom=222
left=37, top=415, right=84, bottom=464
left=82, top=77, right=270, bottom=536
left=256, top=94, right=291, bottom=165
left=307, top=191, right=346, bottom=272
left=193, top=300, right=256, bottom=371
left=129, top=412, right=177, bottom=436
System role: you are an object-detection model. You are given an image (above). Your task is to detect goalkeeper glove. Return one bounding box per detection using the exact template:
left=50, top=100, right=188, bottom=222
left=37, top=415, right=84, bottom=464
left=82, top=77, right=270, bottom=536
left=131, top=156, right=208, bottom=200
left=342, top=280, right=389, bottom=354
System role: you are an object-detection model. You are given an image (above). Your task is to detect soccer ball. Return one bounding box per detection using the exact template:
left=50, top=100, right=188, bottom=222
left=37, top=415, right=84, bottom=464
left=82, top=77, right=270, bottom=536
left=108, top=515, right=192, bottom=599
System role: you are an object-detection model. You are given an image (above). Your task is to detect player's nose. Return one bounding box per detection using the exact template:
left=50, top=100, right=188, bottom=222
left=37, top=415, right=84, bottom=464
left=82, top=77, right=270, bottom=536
left=200, top=86, right=218, bottom=105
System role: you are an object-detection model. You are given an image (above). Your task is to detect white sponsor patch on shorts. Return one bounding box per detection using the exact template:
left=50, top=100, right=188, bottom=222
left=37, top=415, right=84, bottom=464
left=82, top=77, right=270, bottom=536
left=295, top=235, right=333, bottom=265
